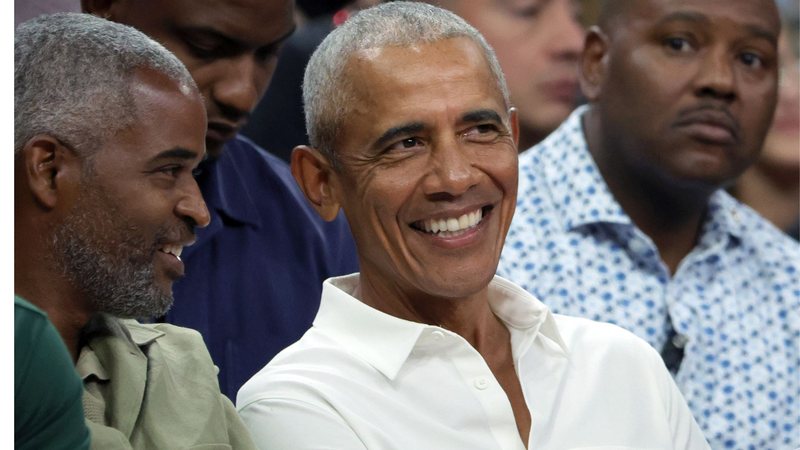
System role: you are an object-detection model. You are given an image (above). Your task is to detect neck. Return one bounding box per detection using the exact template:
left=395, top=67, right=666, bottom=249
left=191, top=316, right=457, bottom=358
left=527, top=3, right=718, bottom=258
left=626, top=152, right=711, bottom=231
left=733, top=160, right=800, bottom=231
left=354, top=272, right=505, bottom=351
left=583, top=110, right=713, bottom=274
left=15, top=222, right=93, bottom=363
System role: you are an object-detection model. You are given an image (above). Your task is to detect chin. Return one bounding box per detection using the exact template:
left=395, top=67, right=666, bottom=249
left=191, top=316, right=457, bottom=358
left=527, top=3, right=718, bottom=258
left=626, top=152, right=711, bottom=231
left=421, top=270, right=496, bottom=300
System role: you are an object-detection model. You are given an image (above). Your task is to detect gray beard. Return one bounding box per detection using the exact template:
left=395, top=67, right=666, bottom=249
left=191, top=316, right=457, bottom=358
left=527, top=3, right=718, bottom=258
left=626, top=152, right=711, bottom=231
left=50, top=190, right=174, bottom=320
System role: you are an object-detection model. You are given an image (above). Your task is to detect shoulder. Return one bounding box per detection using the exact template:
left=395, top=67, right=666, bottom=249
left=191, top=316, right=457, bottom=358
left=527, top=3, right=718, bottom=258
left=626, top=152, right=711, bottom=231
left=222, top=135, right=296, bottom=182
left=721, top=194, right=800, bottom=272
left=238, top=331, right=364, bottom=408
left=15, top=296, right=48, bottom=325
left=221, top=135, right=324, bottom=215
left=553, top=314, right=663, bottom=365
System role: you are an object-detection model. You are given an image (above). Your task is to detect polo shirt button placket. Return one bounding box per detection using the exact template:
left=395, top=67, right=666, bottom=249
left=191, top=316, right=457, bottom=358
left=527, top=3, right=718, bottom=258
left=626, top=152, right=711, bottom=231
left=474, top=377, right=489, bottom=390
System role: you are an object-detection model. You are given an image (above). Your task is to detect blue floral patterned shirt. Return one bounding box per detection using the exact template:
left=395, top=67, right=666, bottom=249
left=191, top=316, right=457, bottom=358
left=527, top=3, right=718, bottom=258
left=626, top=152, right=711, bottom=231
left=498, top=106, right=800, bottom=450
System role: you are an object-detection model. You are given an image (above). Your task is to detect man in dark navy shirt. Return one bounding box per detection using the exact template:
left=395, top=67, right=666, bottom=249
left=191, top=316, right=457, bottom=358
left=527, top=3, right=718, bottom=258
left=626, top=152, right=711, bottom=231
left=85, top=0, right=359, bottom=397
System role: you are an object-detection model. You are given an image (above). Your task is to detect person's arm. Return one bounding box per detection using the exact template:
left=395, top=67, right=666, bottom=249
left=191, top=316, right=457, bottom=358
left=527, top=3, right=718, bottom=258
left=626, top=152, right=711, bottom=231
left=651, top=350, right=711, bottom=449
left=219, top=394, right=258, bottom=450
left=239, top=398, right=368, bottom=450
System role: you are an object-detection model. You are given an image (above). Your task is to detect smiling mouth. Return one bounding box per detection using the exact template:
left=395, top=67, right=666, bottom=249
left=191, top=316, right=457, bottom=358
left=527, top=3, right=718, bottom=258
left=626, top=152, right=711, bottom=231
left=158, top=244, right=183, bottom=261
left=411, top=206, right=492, bottom=237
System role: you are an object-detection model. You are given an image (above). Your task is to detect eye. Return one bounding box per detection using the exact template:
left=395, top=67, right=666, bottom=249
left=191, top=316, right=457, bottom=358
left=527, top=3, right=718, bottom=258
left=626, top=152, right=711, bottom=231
left=462, top=123, right=501, bottom=143
left=387, top=137, right=425, bottom=152
left=511, top=4, right=542, bottom=18
left=739, top=52, right=764, bottom=69
left=255, top=44, right=281, bottom=64
left=182, top=34, right=226, bottom=60
left=155, top=165, right=184, bottom=178
left=664, top=37, right=693, bottom=53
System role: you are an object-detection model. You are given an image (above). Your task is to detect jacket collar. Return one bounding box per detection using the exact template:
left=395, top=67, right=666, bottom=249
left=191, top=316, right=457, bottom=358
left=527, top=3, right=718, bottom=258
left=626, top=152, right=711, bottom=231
left=76, top=314, right=159, bottom=439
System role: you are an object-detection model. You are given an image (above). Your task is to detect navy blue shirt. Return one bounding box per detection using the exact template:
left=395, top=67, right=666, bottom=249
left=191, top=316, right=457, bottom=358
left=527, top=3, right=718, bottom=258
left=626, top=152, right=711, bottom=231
left=167, top=135, right=359, bottom=398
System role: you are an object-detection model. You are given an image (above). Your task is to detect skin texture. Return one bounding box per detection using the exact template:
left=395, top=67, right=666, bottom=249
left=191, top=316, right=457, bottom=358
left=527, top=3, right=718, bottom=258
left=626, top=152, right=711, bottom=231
left=83, top=0, right=295, bottom=158
left=580, top=0, right=780, bottom=272
left=15, top=69, right=210, bottom=359
left=436, top=0, right=584, bottom=150
left=292, top=37, right=530, bottom=444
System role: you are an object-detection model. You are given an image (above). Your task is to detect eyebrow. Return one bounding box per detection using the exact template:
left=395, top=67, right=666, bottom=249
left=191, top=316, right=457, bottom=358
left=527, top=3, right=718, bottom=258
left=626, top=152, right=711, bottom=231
left=461, top=109, right=504, bottom=125
left=655, top=11, right=778, bottom=45
left=148, top=147, right=203, bottom=163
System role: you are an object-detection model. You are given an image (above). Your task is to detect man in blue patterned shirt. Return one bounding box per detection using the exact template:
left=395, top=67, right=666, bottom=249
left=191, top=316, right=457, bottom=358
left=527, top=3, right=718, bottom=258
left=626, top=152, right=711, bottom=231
left=498, top=0, right=799, bottom=448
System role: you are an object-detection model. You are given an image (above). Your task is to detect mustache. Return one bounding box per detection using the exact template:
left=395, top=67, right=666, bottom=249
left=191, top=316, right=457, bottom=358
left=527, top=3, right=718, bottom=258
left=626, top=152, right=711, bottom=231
left=673, top=103, right=741, bottom=143
left=153, top=217, right=198, bottom=251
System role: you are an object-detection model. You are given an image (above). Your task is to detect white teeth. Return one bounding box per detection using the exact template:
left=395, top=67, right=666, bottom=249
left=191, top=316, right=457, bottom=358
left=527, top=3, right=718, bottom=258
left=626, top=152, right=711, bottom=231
left=160, top=244, right=184, bottom=260
left=420, top=208, right=483, bottom=236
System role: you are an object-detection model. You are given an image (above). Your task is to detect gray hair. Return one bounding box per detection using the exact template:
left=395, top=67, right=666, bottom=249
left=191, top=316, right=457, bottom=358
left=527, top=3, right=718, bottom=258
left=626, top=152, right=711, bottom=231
left=303, top=1, right=510, bottom=164
left=15, top=12, right=198, bottom=156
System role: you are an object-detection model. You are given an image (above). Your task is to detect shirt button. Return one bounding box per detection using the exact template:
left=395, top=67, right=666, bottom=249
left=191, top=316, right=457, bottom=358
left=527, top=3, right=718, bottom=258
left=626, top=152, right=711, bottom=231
left=474, top=377, right=489, bottom=390
left=628, top=238, right=649, bottom=254
left=431, top=330, right=445, bottom=341
left=671, top=333, right=689, bottom=348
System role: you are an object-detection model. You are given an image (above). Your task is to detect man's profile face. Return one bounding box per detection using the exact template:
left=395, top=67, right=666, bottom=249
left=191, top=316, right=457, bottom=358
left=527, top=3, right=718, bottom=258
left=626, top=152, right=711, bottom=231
left=96, top=0, right=294, bottom=158
left=443, top=0, right=583, bottom=148
left=591, top=0, right=780, bottom=188
left=330, top=38, right=518, bottom=300
left=53, top=70, right=209, bottom=318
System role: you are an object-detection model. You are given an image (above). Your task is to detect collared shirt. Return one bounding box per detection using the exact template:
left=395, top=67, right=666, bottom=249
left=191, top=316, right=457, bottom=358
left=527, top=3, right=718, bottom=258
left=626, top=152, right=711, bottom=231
left=237, top=274, right=709, bottom=450
left=166, top=135, right=359, bottom=398
left=77, top=314, right=256, bottom=449
left=498, top=106, right=800, bottom=450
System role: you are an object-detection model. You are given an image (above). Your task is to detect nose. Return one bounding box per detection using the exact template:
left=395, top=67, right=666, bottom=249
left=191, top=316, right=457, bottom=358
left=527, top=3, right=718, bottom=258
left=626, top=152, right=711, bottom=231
left=176, top=179, right=211, bottom=229
left=547, top=1, right=584, bottom=61
left=423, top=138, right=480, bottom=199
left=693, top=46, right=737, bottom=102
left=211, top=54, right=270, bottom=118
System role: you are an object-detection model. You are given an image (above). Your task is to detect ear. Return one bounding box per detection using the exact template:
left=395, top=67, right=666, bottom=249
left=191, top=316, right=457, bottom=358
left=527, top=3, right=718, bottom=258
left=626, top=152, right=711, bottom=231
left=291, top=145, right=342, bottom=222
left=579, top=26, right=610, bottom=102
left=508, top=107, right=520, bottom=150
left=81, top=0, right=116, bottom=17
left=19, top=135, right=81, bottom=210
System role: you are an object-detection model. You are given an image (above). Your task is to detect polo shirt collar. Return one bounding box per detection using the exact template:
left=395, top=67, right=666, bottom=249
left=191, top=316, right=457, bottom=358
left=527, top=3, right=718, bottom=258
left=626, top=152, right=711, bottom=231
left=314, top=274, right=568, bottom=381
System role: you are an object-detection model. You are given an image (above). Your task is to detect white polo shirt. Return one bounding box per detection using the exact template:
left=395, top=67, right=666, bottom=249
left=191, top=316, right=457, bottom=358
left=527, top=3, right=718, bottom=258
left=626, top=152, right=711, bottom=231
left=237, top=274, right=709, bottom=450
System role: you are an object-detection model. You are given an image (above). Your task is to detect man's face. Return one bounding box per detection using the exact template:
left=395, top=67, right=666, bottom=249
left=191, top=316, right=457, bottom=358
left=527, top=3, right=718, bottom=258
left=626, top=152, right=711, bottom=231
left=53, top=70, right=209, bottom=318
left=589, top=0, right=780, bottom=189
left=100, top=0, right=294, bottom=157
left=442, top=0, right=584, bottom=148
left=330, top=38, right=518, bottom=301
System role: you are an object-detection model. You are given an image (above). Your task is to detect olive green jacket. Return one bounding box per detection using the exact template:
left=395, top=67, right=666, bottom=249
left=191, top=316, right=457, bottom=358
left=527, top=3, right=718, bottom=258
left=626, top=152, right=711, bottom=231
left=77, top=314, right=256, bottom=450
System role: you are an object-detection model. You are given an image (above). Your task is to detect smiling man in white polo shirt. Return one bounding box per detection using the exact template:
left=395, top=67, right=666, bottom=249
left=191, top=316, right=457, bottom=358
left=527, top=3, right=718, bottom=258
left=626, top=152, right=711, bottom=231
left=236, top=3, right=710, bottom=449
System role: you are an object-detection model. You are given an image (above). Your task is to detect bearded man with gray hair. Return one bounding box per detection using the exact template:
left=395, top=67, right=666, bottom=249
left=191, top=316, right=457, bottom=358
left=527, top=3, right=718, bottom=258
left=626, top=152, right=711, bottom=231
left=15, top=13, right=255, bottom=449
left=237, top=3, right=709, bottom=449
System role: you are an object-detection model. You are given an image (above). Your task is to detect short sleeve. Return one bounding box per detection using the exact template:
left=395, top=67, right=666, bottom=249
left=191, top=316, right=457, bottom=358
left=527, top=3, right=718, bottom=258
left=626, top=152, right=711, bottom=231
left=15, top=297, right=91, bottom=450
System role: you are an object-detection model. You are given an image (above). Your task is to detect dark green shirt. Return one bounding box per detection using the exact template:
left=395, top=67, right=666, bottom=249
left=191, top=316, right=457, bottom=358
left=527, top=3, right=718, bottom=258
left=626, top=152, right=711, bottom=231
left=15, top=296, right=90, bottom=450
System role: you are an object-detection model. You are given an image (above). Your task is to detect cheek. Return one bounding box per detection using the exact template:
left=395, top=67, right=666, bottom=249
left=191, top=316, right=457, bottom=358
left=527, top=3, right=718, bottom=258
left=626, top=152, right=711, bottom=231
left=255, top=59, right=280, bottom=96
